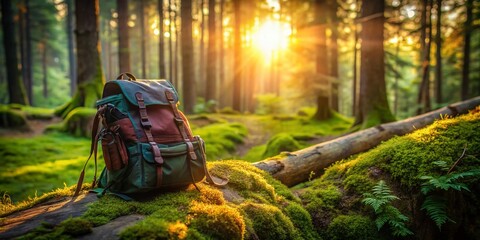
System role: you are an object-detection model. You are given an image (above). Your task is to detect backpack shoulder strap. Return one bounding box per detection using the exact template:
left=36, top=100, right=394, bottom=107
left=164, top=91, right=228, bottom=188
left=73, top=106, right=105, bottom=197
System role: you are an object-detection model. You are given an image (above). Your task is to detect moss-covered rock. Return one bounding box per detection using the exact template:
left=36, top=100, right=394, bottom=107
left=300, top=107, right=480, bottom=239
left=326, top=214, right=379, bottom=240
left=263, top=133, right=302, bottom=158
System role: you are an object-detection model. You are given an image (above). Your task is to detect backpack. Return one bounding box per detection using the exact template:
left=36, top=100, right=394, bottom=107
left=74, top=72, right=226, bottom=199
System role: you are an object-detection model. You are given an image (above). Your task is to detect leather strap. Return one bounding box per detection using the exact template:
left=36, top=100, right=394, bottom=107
left=135, top=92, right=164, bottom=188
left=196, top=136, right=228, bottom=187
left=165, top=91, right=228, bottom=188
left=73, top=106, right=105, bottom=197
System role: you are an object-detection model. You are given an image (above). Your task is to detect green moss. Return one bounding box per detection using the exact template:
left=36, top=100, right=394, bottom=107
left=262, top=133, right=302, bottom=159
left=193, top=122, right=247, bottom=160
left=302, top=184, right=342, bottom=211
left=241, top=202, right=300, bottom=240
left=284, top=202, right=321, bottom=240
left=0, top=133, right=91, bottom=204
left=326, top=214, right=380, bottom=240
left=119, top=218, right=183, bottom=240
left=0, top=105, right=28, bottom=129
left=60, top=217, right=93, bottom=236
left=189, top=201, right=245, bottom=239
left=343, top=174, right=375, bottom=194
left=61, top=107, right=96, bottom=137
left=21, top=106, right=55, bottom=120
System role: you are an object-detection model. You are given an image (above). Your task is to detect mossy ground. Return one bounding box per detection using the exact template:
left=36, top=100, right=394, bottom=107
left=298, top=108, right=480, bottom=239
left=14, top=161, right=319, bottom=240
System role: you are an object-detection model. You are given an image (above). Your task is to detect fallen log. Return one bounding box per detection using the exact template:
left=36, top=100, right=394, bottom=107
left=253, top=96, right=480, bottom=187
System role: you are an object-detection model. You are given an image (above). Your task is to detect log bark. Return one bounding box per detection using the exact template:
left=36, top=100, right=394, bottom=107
left=253, top=96, right=480, bottom=187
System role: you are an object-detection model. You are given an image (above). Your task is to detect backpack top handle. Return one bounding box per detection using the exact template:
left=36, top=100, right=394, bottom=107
left=116, top=72, right=137, bottom=81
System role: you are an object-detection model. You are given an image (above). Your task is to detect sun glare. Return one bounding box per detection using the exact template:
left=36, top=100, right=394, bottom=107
left=252, top=19, right=291, bottom=59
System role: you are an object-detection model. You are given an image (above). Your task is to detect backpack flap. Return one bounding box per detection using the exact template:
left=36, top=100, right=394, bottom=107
left=102, top=79, right=179, bottom=106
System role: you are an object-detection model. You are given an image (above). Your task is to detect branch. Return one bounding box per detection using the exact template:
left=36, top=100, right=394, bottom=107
left=447, top=145, right=468, bottom=174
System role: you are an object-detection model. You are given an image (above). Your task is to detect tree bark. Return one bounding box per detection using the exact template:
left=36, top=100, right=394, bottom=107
left=461, top=0, right=472, bottom=100
left=181, top=0, right=195, bottom=114
left=139, top=0, right=147, bottom=78
left=328, top=0, right=339, bottom=112
left=206, top=0, right=217, bottom=104
left=254, top=96, right=480, bottom=187
left=25, top=0, right=33, bottom=104
left=1, top=0, right=28, bottom=105
left=41, top=42, right=48, bottom=98
left=168, top=0, right=173, bottom=83
left=67, top=0, right=76, bottom=96
left=218, top=0, right=226, bottom=108
left=434, top=0, right=442, bottom=104
left=313, top=0, right=332, bottom=121
left=158, top=0, right=166, bottom=79
left=417, top=0, right=432, bottom=115
left=117, top=0, right=131, bottom=73
left=232, top=0, right=242, bottom=111
left=199, top=0, right=206, bottom=97
left=55, top=0, right=105, bottom=117
left=354, top=0, right=394, bottom=128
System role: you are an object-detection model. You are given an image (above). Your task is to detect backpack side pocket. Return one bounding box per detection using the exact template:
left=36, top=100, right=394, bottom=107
left=101, top=128, right=128, bottom=171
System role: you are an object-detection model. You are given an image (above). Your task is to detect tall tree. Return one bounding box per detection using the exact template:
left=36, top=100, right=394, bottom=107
left=55, top=0, right=105, bottom=117
left=205, top=0, right=217, bottom=104
left=354, top=0, right=395, bottom=128
left=328, top=0, right=339, bottom=112
left=218, top=0, right=225, bottom=108
left=417, top=0, right=433, bottom=114
left=313, top=0, right=332, bottom=120
left=117, top=0, right=131, bottom=73
left=199, top=0, right=206, bottom=93
left=461, top=0, right=473, bottom=100
left=232, top=0, right=242, bottom=111
left=181, top=0, right=195, bottom=113
left=434, top=0, right=442, bottom=104
left=1, top=0, right=28, bottom=105
left=168, top=0, right=173, bottom=82
left=139, top=0, right=147, bottom=78
left=66, top=0, right=76, bottom=96
left=158, top=0, right=166, bottom=78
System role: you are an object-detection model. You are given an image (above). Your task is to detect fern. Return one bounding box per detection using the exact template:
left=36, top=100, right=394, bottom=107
left=362, top=180, right=413, bottom=237
left=420, top=169, right=480, bottom=229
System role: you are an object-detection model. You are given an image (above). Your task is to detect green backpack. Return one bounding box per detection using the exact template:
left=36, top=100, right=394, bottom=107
left=74, top=73, right=226, bottom=199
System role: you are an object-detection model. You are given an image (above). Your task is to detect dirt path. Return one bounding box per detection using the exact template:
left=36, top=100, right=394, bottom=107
left=0, top=117, right=62, bottom=138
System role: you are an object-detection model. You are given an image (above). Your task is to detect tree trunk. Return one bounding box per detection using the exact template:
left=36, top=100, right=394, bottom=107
left=434, top=0, right=442, bottom=104
left=25, top=0, right=33, bottom=104
left=254, top=96, right=480, bottom=187
left=232, top=0, right=242, bottom=112
left=139, top=0, right=147, bottom=78
left=168, top=0, right=173, bottom=83
left=181, top=0, right=195, bottom=114
left=55, top=0, right=105, bottom=117
left=174, top=5, right=179, bottom=88
left=41, top=42, right=48, bottom=98
left=417, top=0, right=433, bottom=115
left=313, top=0, right=332, bottom=120
left=218, top=0, right=225, bottom=108
left=352, top=21, right=358, bottom=117
left=199, top=0, right=205, bottom=97
left=354, top=0, right=394, bottom=128
left=67, top=0, right=76, bottom=96
left=1, top=0, right=28, bottom=105
left=18, top=0, right=33, bottom=104
left=328, top=0, right=339, bottom=112
left=205, top=0, right=217, bottom=105
left=117, top=0, right=131, bottom=73
left=158, top=0, right=166, bottom=79
left=461, top=0, right=472, bottom=100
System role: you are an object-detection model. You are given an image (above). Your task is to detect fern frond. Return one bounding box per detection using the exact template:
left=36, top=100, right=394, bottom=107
left=421, top=195, right=454, bottom=229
